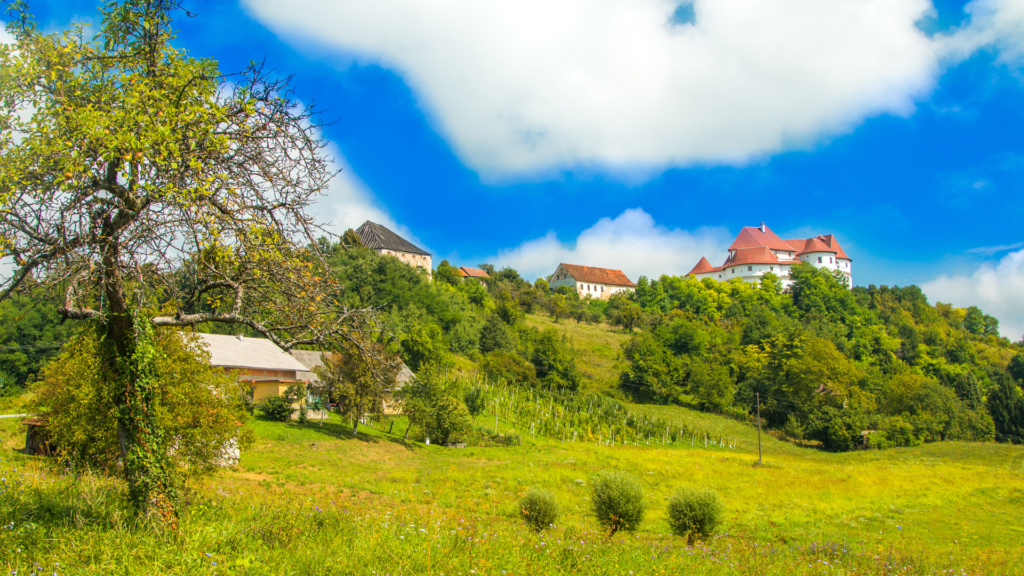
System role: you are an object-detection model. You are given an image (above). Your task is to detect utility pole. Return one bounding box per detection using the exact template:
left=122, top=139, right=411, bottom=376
left=756, top=392, right=763, bottom=465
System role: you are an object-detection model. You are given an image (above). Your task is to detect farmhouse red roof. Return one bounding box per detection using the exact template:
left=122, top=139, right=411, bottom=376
left=458, top=266, right=491, bottom=278
left=560, top=263, right=636, bottom=287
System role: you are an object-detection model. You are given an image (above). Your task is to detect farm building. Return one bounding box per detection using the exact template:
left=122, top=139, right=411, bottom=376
left=355, top=220, right=432, bottom=280
left=548, top=263, right=636, bottom=300
left=196, top=333, right=310, bottom=404
left=289, top=349, right=416, bottom=415
left=458, top=266, right=490, bottom=286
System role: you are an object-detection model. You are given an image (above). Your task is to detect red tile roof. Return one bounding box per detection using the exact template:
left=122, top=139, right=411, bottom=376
left=689, top=223, right=852, bottom=275
left=559, top=263, right=636, bottom=287
left=458, top=266, right=491, bottom=278
left=688, top=257, right=715, bottom=275
left=729, top=224, right=795, bottom=251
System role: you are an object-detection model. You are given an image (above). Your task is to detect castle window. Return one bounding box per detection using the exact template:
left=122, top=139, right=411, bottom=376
left=817, top=256, right=822, bottom=263
left=747, top=266, right=752, bottom=271
left=830, top=257, right=833, bottom=264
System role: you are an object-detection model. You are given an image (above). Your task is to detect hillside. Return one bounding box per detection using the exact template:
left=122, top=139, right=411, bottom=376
left=522, top=313, right=630, bottom=396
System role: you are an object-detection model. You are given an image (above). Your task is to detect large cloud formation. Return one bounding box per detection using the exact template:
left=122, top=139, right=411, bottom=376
left=922, top=248, right=1024, bottom=341
left=485, top=208, right=731, bottom=282
left=240, top=0, right=1019, bottom=178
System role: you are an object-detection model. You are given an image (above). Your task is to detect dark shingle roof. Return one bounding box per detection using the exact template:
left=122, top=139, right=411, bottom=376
left=355, top=221, right=430, bottom=256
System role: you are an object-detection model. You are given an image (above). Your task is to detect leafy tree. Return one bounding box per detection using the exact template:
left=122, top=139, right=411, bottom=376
left=0, top=2, right=371, bottom=516
left=0, top=288, right=79, bottom=387
left=612, top=301, right=644, bottom=332
left=481, top=350, right=537, bottom=385
left=531, top=329, right=582, bottom=390
left=619, top=334, right=684, bottom=402
left=34, top=328, right=253, bottom=482
left=987, top=374, right=1024, bottom=443
left=479, top=313, right=516, bottom=354
left=434, top=260, right=462, bottom=286
left=400, top=325, right=451, bottom=372
left=688, top=360, right=735, bottom=413
left=397, top=365, right=471, bottom=444
left=477, top=263, right=496, bottom=276
left=590, top=471, right=645, bottom=536
left=341, top=228, right=363, bottom=247
left=806, top=407, right=863, bottom=452
left=1008, top=353, right=1024, bottom=383
left=314, top=338, right=401, bottom=436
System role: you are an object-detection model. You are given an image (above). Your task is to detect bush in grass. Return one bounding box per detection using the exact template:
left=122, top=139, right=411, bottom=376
left=519, top=488, right=558, bottom=531
left=591, top=471, right=645, bottom=536
left=258, top=394, right=294, bottom=422
left=667, top=487, right=723, bottom=543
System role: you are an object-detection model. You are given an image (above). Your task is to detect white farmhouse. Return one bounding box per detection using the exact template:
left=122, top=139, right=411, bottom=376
left=688, top=223, right=852, bottom=288
left=549, top=263, right=636, bottom=300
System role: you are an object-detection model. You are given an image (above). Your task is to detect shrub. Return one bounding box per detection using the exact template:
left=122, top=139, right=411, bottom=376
left=667, top=488, right=723, bottom=543
left=519, top=488, right=558, bottom=531
left=591, top=471, right=645, bottom=536
left=464, top=386, right=487, bottom=417
left=258, top=394, right=294, bottom=422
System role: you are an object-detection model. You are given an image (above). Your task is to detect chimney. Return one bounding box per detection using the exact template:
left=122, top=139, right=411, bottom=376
left=760, top=222, right=766, bottom=233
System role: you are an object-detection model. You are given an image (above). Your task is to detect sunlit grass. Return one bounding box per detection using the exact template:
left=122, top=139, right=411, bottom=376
left=0, top=409, right=1021, bottom=574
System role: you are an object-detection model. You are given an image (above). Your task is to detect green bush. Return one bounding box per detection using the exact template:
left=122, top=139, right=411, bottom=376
left=519, top=488, right=558, bottom=531
left=667, top=487, right=723, bottom=543
left=591, top=471, right=645, bottom=536
left=464, top=386, right=487, bottom=417
left=258, top=394, right=294, bottom=422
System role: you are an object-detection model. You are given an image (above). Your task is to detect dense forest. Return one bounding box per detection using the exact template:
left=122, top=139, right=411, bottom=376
left=5, top=238, right=1023, bottom=451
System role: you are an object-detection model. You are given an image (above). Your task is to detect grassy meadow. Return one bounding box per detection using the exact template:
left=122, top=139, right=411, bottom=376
left=1, top=399, right=1023, bottom=575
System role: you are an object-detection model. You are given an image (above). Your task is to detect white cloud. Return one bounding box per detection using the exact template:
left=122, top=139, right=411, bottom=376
left=939, top=0, right=1024, bottom=66
left=312, top=146, right=427, bottom=250
left=922, top=248, right=1024, bottom=341
left=486, top=208, right=731, bottom=282
left=242, top=0, right=940, bottom=178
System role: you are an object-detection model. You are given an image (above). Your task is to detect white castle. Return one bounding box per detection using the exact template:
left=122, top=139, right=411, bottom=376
left=688, top=223, right=852, bottom=289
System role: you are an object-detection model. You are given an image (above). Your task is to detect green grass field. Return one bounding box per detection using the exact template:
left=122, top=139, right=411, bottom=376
left=524, top=313, right=631, bottom=396
left=1, top=401, right=1023, bottom=575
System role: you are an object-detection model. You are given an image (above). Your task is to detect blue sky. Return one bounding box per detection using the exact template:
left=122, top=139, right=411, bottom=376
left=26, top=0, right=1024, bottom=338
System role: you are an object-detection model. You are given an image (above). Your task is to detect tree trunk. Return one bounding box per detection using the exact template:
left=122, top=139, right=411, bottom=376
left=103, top=265, right=177, bottom=524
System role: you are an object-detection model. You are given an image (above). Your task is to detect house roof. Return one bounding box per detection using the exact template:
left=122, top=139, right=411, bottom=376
left=559, top=263, right=636, bottom=287
left=688, top=257, right=715, bottom=275
left=289, top=350, right=416, bottom=387
left=459, top=266, right=491, bottom=278
left=354, top=221, right=430, bottom=256
left=196, top=333, right=309, bottom=372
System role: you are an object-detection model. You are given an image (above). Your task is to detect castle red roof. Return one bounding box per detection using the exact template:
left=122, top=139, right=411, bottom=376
left=688, top=257, right=715, bottom=275
left=729, top=224, right=794, bottom=252
left=560, top=263, right=636, bottom=287
left=689, top=223, right=851, bottom=275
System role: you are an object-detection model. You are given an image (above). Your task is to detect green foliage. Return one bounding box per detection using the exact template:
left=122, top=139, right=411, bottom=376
left=1008, top=353, right=1024, bottom=383
left=519, top=488, right=559, bottom=531
left=259, top=393, right=298, bottom=422
left=666, top=487, right=724, bottom=543
left=0, top=291, right=79, bottom=388
left=805, top=407, right=863, bottom=452
left=530, top=329, right=582, bottom=391
left=435, top=260, right=462, bottom=286
left=34, top=327, right=253, bottom=478
left=688, top=361, right=735, bottom=413
left=314, top=339, right=401, bottom=434
left=590, top=470, right=646, bottom=536
left=397, top=366, right=471, bottom=444
left=481, top=350, right=537, bottom=385
left=619, top=334, right=684, bottom=402
left=479, top=313, right=516, bottom=354
left=341, top=228, right=363, bottom=247
left=401, top=325, right=451, bottom=372
left=464, top=386, right=487, bottom=417
left=987, top=374, right=1024, bottom=443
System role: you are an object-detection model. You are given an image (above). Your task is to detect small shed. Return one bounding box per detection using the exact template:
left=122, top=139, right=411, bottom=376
left=22, top=417, right=56, bottom=456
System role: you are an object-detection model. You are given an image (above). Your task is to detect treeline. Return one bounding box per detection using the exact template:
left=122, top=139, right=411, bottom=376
left=617, top=265, right=1024, bottom=450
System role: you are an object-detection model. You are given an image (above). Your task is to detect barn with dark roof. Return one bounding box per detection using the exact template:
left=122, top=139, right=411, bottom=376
left=354, top=220, right=432, bottom=280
